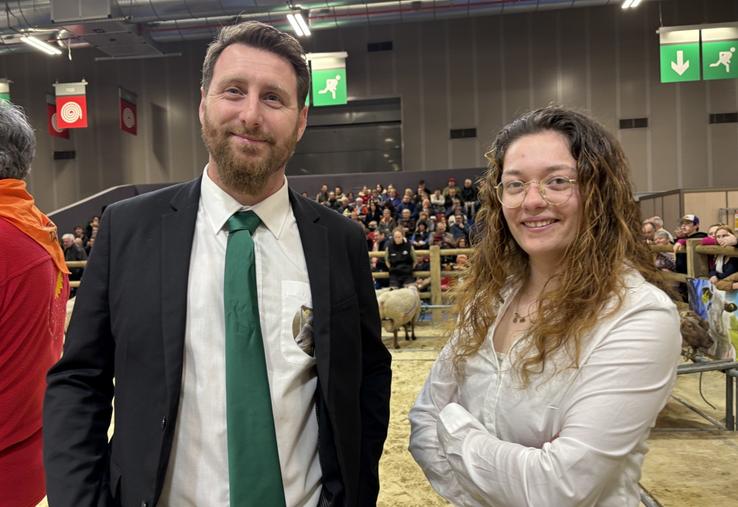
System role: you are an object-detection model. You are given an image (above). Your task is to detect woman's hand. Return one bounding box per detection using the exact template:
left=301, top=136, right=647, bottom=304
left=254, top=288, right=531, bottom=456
left=717, top=234, right=738, bottom=248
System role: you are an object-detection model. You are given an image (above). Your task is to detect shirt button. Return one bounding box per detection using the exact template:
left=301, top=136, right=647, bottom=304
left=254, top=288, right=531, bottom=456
left=161, top=416, right=167, bottom=431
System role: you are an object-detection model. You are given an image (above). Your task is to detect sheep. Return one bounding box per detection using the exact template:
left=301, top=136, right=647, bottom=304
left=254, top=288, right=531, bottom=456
left=377, top=285, right=421, bottom=349
left=676, top=302, right=713, bottom=359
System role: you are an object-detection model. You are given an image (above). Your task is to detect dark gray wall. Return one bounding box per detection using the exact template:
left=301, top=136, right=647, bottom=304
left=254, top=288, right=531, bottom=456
left=2, top=0, right=737, bottom=213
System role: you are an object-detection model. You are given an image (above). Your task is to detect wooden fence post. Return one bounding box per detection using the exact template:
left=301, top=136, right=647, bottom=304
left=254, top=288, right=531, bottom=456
left=430, top=245, right=442, bottom=322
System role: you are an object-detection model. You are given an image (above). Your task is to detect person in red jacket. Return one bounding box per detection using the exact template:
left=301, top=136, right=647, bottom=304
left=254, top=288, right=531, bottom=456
left=0, top=102, right=70, bottom=507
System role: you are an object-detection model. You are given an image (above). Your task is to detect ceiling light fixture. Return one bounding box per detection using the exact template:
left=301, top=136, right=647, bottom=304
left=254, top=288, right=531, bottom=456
left=20, top=35, right=63, bottom=55
left=622, top=0, right=643, bottom=9
left=287, top=13, right=304, bottom=37
left=287, top=6, right=311, bottom=37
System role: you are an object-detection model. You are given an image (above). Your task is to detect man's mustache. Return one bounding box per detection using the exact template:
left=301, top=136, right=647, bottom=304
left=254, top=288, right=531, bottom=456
left=229, top=127, right=275, bottom=145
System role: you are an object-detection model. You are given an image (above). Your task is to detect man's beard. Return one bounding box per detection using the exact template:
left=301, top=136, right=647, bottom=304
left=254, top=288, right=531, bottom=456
left=201, top=109, right=299, bottom=196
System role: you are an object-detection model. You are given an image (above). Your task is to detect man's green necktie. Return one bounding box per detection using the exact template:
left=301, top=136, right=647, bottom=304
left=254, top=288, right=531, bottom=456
left=224, top=210, right=285, bottom=507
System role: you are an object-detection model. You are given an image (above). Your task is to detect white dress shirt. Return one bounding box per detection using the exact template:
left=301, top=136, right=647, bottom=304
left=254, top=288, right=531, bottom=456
left=409, top=271, right=681, bottom=507
left=159, top=168, right=321, bottom=506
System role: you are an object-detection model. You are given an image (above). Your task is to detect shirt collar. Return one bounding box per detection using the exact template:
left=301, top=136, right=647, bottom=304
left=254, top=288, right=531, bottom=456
left=200, top=165, right=291, bottom=239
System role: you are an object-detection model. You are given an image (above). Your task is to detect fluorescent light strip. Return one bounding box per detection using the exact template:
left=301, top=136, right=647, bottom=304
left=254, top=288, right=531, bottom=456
left=295, top=13, right=311, bottom=36
left=621, top=0, right=635, bottom=8
left=287, top=14, right=304, bottom=37
left=631, top=0, right=643, bottom=7
left=20, top=35, right=62, bottom=55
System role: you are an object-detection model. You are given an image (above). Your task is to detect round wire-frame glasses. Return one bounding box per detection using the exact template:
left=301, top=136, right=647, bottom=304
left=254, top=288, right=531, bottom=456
left=494, top=176, right=577, bottom=209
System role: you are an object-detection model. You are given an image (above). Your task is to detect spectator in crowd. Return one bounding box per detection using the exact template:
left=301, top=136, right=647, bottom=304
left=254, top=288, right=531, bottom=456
left=377, top=208, right=396, bottom=237
left=338, top=196, right=351, bottom=216
left=417, top=179, right=427, bottom=198
left=324, top=191, right=340, bottom=211
left=416, top=210, right=431, bottom=230
left=364, top=200, right=382, bottom=226
left=416, top=198, right=433, bottom=220
left=445, top=186, right=460, bottom=209
left=0, top=102, right=70, bottom=507
left=708, top=226, right=738, bottom=288
left=641, top=221, right=656, bottom=243
left=398, top=193, right=416, bottom=216
left=386, top=187, right=402, bottom=210
left=653, top=230, right=676, bottom=272
left=411, top=221, right=430, bottom=249
left=450, top=213, right=469, bottom=243
left=430, top=189, right=446, bottom=214
left=398, top=208, right=416, bottom=237
left=673, top=214, right=708, bottom=267
left=646, top=216, right=673, bottom=242
left=460, top=178, right=479, bottom=218
left=72, top=225, right=87, bottom=243
left=62, top=232, right=87, bottom=290
left=84, top=237, right=95, bottom=255
left=442, top=177, right=458, bottom=198
left=44, top=21, right=391, bottom=507
left=334, top=185, right=344, bottom=200
left=431, top=221, right=457, bottom=267
left=409, top=106, right=680, bottom=507
left=84, top=215, right=100, bottom=241
left=386, top=227, right=417, bottom=288
left=315, top=183, right=329, bottom=203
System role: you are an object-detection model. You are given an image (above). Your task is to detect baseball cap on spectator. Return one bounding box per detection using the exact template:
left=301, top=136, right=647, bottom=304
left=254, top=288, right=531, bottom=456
left=680, top=214, right=699, bottom=226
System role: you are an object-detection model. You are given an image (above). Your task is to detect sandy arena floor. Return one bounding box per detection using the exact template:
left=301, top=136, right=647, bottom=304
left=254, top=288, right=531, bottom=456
left=38, top=319, right=737, bottom=507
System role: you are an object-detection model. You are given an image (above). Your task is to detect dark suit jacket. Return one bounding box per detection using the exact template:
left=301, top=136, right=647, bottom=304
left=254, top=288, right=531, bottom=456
left=43, top=178, right=392, bottom=507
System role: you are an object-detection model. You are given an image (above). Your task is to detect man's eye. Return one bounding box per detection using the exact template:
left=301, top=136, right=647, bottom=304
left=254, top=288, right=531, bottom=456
left=224, top=88, right=243, bottom=96
left=264, top=93, right=284, bottom=104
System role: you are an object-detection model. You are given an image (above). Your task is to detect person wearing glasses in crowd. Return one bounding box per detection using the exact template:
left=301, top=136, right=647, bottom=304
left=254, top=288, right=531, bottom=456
left=409, top=106, right=680, bottom=506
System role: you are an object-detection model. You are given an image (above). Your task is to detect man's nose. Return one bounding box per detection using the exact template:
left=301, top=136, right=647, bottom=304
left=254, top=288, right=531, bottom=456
left=238, top=94, right=262, bottom=126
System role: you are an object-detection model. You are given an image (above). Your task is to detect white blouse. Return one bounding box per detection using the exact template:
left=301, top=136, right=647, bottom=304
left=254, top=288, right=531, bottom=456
left=409, top=272, right=681, bottom=507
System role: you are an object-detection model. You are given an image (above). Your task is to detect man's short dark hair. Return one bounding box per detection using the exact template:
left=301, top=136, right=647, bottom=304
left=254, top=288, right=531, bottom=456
left=201, top=21, right=310, bottom=109
left=0, top=102, right=35, bottom=180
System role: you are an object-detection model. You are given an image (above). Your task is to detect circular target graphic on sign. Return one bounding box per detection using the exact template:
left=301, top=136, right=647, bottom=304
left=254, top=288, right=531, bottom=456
left=51, top=112, right=64, bottom=133
left=60, top=101, right=83, bottom=123
left=122, top=107, right=136, bottom=129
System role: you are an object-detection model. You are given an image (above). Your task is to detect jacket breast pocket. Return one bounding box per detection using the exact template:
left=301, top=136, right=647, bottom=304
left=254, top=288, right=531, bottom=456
left=280, top=280, right=315, bottom=365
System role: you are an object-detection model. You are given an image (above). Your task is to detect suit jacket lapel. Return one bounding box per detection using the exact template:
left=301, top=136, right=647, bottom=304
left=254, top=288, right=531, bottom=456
left=161, top=178, right=201, bottom=411
left=290, top=189, right=331, bottom=399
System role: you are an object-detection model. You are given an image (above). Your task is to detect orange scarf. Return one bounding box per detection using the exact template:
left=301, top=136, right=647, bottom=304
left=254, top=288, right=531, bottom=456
left=0, top=179, right=70, bottom=275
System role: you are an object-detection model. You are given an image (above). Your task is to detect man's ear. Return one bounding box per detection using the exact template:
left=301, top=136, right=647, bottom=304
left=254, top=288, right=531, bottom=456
left=296, top=106, right=309, bottom=142
left=198, top=87, right=206, bottom=125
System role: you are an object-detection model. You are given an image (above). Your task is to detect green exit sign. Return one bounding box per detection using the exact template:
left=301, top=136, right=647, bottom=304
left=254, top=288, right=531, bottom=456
left=311, top=68, right=347, bottom=107
left=702, top=27, right=738, bottom=81
left=659, top=29, right=701, bottom=83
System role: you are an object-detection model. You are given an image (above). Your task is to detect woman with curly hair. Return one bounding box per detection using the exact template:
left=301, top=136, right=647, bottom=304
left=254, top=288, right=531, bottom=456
left=409, top=106, right=681, bottom=506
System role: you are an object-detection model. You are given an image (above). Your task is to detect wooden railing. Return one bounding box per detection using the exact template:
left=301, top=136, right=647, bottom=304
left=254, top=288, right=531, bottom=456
left=62, top=241, right=738, bottom=307
left=650, top=240, right=738, bottom=283
left=369, top=246, right=472, bottom=309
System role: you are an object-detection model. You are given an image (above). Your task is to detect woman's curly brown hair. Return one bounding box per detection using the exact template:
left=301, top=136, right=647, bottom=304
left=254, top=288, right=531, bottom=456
left=451, top=106, right=671, bottom=385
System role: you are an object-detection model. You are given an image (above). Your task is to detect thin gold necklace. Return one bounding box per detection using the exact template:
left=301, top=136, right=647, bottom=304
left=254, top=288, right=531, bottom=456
left=512, top=292, right=533, bottom=324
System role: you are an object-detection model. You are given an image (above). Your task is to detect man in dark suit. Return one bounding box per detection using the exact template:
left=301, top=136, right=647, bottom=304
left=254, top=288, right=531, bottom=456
left=43, top=21, right=392, bottom=507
